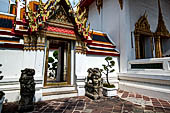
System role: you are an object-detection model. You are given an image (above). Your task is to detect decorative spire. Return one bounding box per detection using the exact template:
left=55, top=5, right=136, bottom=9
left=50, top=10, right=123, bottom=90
left=155, top=0, right=169, bottom=36
left=118, top=0, right=123, bottom=10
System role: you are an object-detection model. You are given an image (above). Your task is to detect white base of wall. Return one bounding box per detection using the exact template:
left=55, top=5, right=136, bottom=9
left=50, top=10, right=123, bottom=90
left=4, top=85, right=78, bottom=102
left=1, top=78, right=43, bottom=102
left=75, top=75, right=86, bottom=96
left=119, top=73, right=170, bottom=101
left=4, top=89, right=43, bottom=103
left=4, top=90, right=20, bottom=102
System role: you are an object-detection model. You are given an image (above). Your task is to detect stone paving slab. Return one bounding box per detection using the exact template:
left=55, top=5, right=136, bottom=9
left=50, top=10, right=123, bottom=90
left=118, top=89, right=170, bottom=111
left=2, top=90, right=170, bottom=113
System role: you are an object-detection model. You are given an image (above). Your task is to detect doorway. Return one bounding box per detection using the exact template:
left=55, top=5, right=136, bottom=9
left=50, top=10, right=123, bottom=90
left=44, top=39, right=71, bottom=86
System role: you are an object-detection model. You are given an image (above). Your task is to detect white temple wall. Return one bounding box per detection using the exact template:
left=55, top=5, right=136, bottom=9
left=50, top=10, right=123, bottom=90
left=129, top=0, right=170, bottom=32
left=0, top=49, right=24, bottom=79
left=88, top=0, right=120, bottom=50
left=75, top=53, right=87, bottom=96
left=129, top=0, right=170, bottom=59
left=102, top=0, right=120, bottom=51
left=0, top=0, right=9, bottom=13
left=0, top=49, right=45, bottom=78
left=119, top=0, right=131, bottom=73
left=88, top=0, right=132, bottom=72
left=0, top=48, right=45, bottom=102
left=75, top=53, right=120, bottom=96
left=85, top=55, right=119, bottom=88
left=119, top=0, right=170, bottom=100
left=85, top=55, right=119, bottom=77
left=88, top=2, right=102, bottom=31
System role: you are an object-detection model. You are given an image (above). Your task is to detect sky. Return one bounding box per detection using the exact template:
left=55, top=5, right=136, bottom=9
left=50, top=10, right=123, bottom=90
left=0, top=0, right=80, bottom=13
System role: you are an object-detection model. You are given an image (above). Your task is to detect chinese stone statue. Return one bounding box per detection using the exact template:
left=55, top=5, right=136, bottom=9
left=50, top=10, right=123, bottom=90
left=85, top=68, right=103, bottom=100
left=18, top=68, right=36, bottom=112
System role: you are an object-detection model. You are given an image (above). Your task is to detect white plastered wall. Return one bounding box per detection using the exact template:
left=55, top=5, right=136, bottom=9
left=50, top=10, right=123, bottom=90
left=88, top=0, right=170, bottom=73
left=88, top=0, right=131, bottom=73
left=85, top=55, right=119, bottom=88
left=119, top=0, right=170, bottom=100
left=129, top=0, right=170, bottom=59
left=0, top=48, right=45, bottom=102
left=88, top=0, right=120, bottom=50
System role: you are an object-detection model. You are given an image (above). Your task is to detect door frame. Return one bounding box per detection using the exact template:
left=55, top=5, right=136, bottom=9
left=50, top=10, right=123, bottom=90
left=44, top=39, right=71, bottom=86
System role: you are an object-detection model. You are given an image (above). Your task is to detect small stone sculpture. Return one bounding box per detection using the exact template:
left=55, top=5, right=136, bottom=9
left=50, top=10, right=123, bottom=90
left=85, top=68, right=103, bottom=100
left=18, top=68, right=36, bottom=112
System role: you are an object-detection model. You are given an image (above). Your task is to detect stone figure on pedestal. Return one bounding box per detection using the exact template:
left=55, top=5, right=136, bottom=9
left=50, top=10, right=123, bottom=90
left=18, top=68, right=36, bottom=112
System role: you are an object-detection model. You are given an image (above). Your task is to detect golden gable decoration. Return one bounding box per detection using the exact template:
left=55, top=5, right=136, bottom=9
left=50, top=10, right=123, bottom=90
left=134, top=12, right=153, bottom=59
left=48, top=5, right=71, bottom=24
left=75, top=6, right=90, bottom=39
left=134, top=12, right=152, bottom=35
left=75, top=6, right=90, bottom=54
left=155, top=0, right=169, bottom=37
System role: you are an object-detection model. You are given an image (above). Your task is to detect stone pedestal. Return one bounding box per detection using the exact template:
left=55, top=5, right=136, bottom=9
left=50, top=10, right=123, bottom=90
left=75, top=53, right=87, bottom=96
left=76, top=76, right=86, bottom=96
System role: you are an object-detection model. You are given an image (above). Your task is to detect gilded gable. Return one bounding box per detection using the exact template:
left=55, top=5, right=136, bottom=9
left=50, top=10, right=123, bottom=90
left=48, top=5, right=71, bottom=24
left=135, top=13, right=152, bottom=34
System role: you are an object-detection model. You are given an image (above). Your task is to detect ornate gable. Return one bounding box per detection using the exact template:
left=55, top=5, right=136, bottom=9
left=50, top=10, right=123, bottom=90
left=155, top=0, right=169, bottom=37
left=135, top=13, right=152, bottom=35
left=48, top=5, right=71, bottom=24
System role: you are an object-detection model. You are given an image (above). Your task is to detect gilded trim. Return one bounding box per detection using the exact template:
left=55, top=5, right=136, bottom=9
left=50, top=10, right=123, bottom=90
left=134, top=12, right=153, bottom=36
left=155, top=0, right=169, bottom=37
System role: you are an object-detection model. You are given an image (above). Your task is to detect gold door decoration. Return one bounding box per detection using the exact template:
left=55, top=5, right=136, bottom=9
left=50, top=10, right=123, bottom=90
left=23, top=32, right=45, bottom=51
left=24, top=0, right=73, bottom=51
left=134, top=13, right=153, bottom=59
left=75, top=39, right=87, bottom=54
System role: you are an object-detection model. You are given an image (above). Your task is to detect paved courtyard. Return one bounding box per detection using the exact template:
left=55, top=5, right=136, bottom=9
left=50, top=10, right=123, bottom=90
left=2, top=90, right=170, bottom=113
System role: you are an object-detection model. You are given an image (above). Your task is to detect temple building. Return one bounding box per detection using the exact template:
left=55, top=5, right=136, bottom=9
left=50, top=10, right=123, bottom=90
left=0, top=0, right=170, bottom=102
left=80, top=0, right=170, bottom=101
left=0, top=0, right=119, bottom=102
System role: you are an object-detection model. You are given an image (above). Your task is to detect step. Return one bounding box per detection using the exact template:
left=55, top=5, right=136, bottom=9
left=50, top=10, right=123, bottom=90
left=118, top=73, right=170, bottom=85
left=42, top=90, right=78, bottom=100
left=119, top=80, right=170, bottom=101
left=118, top=72, right=170, bottom=101
left=42, top=85, right=76, bottom=93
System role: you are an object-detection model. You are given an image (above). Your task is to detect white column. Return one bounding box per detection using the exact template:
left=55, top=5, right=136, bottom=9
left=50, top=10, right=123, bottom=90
left=22, top=50, right=36, bottom=69
left=70, top=42, right=75, bottom=85
left=34, top=50, right=44, bottom=78
left=57, top=47, right=62, bottom=81
left=119, top=0, right=131, bottom=73
left=75, top=53, right=87, bottom=96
